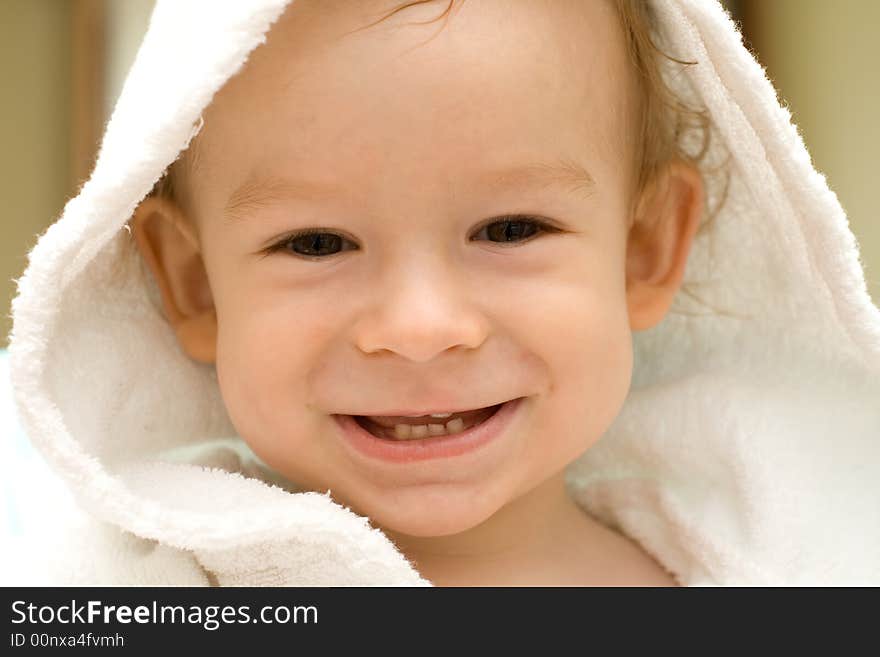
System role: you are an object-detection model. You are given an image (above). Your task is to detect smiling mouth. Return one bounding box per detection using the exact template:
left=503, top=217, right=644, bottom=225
left=352, top=403, right=504, bottom=440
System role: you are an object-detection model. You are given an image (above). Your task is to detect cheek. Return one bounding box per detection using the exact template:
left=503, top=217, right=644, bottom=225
left=555, top=293, right=633, bottom=442
left=211, top=276, right=332, bottom=487
left=540, top=300, right=632, bottom=479
left=511, top=253, right=633, bottom=475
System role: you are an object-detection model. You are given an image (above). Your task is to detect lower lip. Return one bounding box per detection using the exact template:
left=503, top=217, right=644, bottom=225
left=333, top=397, right=524, bottom=463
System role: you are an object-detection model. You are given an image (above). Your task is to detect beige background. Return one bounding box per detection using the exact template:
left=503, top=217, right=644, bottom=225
left=1, top=0, right=878, bottom=346
left=1, top=1, right=72, bottom=346
left=748, top=0, right=880, bottom=304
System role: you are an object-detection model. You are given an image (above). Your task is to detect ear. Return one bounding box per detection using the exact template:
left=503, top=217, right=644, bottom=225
left=625, top=160, right=704, bottom=332
left=130, top=196, right=217, bottom=363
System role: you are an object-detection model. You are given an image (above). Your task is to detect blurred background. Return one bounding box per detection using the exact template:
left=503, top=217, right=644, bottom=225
left=1, top=0, right=879, bottom=347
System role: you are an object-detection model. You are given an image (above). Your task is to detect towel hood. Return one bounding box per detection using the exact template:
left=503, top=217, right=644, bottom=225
left=8, top=0, right=880, bottom=585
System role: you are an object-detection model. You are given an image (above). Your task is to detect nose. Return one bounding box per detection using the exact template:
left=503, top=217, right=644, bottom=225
left=353, top=256, right=489, bottom=363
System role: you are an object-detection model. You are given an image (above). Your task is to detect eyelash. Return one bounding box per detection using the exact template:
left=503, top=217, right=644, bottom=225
left=262, top=215, right=561, bottom=260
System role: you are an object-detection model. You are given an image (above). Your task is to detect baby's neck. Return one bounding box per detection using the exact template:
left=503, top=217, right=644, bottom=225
left=382, top=473, right=678, bottom=587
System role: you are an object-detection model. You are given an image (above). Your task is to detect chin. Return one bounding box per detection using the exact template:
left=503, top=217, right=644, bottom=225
left=351, top=486, right=503, bottom=538
left=380, top=511, right=489, bottom=539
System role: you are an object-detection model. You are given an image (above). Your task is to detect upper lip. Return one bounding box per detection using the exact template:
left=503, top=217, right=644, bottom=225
left=344, top=397, right=519, bottom=417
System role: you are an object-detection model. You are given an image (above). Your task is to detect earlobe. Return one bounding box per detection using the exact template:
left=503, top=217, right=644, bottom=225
left=175, top=310, right=218, bottom=364
left=130, top=195, right=218, bottom=364
left=625, top=161, right=704, bottom=332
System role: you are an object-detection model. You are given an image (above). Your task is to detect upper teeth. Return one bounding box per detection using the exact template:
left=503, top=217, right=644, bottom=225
left=430, top=413, right=453, bottom=418
left=392, top=417, right=466, bottom=440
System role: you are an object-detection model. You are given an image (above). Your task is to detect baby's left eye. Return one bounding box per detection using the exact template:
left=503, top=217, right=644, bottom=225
left=470, top=215, right=558, bottom=245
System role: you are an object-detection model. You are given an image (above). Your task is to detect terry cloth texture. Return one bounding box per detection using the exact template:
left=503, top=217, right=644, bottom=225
left=7, top=0, right=880, bottom=585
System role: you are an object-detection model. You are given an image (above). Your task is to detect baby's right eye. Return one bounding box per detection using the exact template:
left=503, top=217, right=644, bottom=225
left=264, top=229, right=357, bottom=260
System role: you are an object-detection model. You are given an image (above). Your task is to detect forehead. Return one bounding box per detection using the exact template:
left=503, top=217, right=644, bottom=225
left=193, top=0, right=633, bottom=204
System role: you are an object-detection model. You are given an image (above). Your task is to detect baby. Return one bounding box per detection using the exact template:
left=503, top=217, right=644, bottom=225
left=130, top=0, right=703, bottom=586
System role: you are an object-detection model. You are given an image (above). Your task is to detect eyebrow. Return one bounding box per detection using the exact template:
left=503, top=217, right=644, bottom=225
left=224, top=156, right=596, bottom=222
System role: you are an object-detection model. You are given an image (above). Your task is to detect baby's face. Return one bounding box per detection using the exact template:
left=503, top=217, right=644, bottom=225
left=184, top=0, right=640, bottom=536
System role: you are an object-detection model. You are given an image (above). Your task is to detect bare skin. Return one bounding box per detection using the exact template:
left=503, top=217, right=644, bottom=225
left=131, top=0, right=701, bottom=586
left=384, top=471, right=679, bottom=586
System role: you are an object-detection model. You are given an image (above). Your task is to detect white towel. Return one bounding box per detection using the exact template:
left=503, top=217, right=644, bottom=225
left=7, top=0, right=879, bottom=585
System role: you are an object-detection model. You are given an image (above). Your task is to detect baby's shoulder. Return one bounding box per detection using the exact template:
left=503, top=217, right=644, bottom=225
left=595, top=552, right=680, bottom=587
left=580, top=522, right=681, bottom=587
left=553, top=510, right=680, bottom=587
